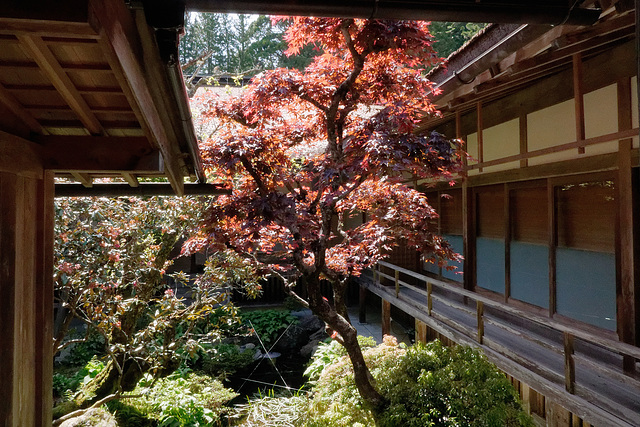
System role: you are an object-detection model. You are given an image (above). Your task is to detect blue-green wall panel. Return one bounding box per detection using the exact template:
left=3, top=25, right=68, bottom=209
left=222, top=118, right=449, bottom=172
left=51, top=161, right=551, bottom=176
left=476, top=237, right=505, bottom=294
left=556, top=248, right=616, bottom=331
left=510, top=242, right=549, bottom=309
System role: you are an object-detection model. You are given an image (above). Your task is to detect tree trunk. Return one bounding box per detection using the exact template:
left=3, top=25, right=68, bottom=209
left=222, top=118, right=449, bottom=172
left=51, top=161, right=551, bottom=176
left=304, top=275, right=387, bottom=413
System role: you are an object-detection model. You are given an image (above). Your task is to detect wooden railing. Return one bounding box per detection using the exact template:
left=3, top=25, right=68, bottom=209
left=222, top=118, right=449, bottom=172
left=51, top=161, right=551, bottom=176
left=370, top=260, right=640, bottom=425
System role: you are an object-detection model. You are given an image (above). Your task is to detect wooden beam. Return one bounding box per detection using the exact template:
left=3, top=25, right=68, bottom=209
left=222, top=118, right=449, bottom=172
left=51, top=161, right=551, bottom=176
left=0, top=82, right=45, bottom=134
left=121, top=172, right=139, bottom=187
left=70, top=172, right=93, bottom=188
left=88, top=0, right=185, bottom=195
left=34, top=135, right=160, bottom=172
left=467, top=128, right=639, bottom=171
left=17, top=34, right=104, bottom=136
left=54, top=183, right=231, bottom=197
left=0, top=130, right=43, bottom=179
left=573, top=53, right=586, bottom=154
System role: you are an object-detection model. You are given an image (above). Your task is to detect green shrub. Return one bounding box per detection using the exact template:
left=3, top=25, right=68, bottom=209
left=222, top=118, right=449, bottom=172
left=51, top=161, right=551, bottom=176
left=304, top=336, right=377, bottom=383
left=240, top=309, right=298, bottom=347
left=307, top=338, right=533, bottom=427
left=122, top=371, right=238, bottom=426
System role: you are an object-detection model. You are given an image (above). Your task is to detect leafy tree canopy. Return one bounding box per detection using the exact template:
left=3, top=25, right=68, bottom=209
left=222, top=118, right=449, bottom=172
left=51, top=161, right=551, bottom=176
left=190, top=17, right=464, bottom=414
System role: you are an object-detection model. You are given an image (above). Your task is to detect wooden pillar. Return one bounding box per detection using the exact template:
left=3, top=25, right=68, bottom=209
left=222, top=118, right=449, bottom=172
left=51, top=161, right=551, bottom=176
left=358, top=285, right=367, bottom=324
left=381, top=299, right=391, bottom=337
left=415, top=319, right=427, bottom=343
left=0, top=135, right=54, bottom=427
left=616, top=77, right=638, bottom=372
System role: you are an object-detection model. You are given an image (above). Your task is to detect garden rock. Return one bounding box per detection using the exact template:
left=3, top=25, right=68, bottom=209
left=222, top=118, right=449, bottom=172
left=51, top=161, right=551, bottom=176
left=273, top=312, right=325, bottom=353
left=59, top=407, right=117, bottom=427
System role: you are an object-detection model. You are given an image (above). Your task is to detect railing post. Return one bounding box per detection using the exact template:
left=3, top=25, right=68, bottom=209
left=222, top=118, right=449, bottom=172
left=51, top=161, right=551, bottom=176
left=394, top=270, right=400, bottom=297
left=564, top=332, right=575, bottom=394
left=477, top=301, right=484, bottom=344
left=427, top=281, right=433, bottom=316
left=373, top=264, right=378, bottom=286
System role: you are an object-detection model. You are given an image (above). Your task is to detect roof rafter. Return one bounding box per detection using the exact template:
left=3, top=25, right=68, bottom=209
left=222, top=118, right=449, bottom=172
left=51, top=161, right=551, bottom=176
left=17, top=33, right=104, bottom=135
left=0, top=82, right=45, bottom=134
left=88, top=0, right=185, bottom=195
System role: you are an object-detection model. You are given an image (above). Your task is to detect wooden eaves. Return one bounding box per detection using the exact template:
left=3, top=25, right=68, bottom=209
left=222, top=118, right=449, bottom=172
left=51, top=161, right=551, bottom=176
left=0, top=0, right=205, bottom=196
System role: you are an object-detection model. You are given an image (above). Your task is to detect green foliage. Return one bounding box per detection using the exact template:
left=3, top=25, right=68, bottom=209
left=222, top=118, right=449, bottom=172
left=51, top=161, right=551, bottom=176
left=233, top=390, right=311, bottom=426
left=240, top=309, right=298, bottom=347
left=429, top=22, right=487, bottom=58
left=123, top=371, right=238, bottom=427
left=307, top=339, right=533, bottom=427
left=59, top=328, right=106, bottom=367
left=53, top=357, right=106, bottom=398
left=377, top=341, right=534, bottom=427
left=199, top=343, right=255, bottom=377
left=304, top=336, right=377, bottom=383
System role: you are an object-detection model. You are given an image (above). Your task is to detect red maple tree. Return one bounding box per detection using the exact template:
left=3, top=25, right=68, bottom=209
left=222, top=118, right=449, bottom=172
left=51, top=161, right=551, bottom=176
left=189, top=17, right=463, bottom=410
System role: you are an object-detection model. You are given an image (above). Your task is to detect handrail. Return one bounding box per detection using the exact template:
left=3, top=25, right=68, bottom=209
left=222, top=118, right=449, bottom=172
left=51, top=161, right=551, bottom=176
left=376, top=260, right=640, bottom=361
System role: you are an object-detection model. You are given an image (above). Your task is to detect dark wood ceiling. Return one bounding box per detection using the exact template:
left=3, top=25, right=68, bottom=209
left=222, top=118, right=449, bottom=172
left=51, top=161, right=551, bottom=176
left=0, top=0, right=203, bottom=195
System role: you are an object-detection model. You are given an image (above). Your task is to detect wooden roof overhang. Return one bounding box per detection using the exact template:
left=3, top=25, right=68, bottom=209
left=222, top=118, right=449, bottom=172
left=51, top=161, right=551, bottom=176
left=419, top=3, right=637, bottom=134
left=0, top=0, right=206, bottom=196
left=179, top=0, right=602, bottom=25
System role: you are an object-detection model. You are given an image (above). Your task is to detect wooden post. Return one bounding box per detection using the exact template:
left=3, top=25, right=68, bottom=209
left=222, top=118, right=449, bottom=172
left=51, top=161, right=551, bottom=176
left=573, top=53, right=586, bottom=154
left=415, top=319, right=427, bottom=343
left=477, top=101, right=484, bottom=171
left=0, top=138, right=54, bottom=427
left=359, top=285, right=367, bottom=324
left=548, top=181, right=557, bottom=317
left=616, top=77, right=638, bottom=373
left=477, top=300, right=484, bottom=344
left=381, top=299, right=391, bottom=337
left=462, top=183, right=475, bottom=291
left=427, top=281, right=433, bottom=316
left=394, top=270, right=400, bottom=297
left=519, top=114, right=528, bottom=168
left=564, top=332, right=575, bottom=394
left=504, top=184, right=511, bottom=302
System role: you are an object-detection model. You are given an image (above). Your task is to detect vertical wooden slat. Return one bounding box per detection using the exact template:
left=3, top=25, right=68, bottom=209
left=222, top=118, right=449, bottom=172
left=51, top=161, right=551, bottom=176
left=573, top=53, right=586, bottom=154
left=427, top=281, right=433, bottom=316
left=477, top=101, right=484, bottom=171
left=381, top=299, right=391, bottom=337
left=519, top=114, right=528, bottom=168
left=564, top=332, right=575, bottom=394
left=504, top=184, right=511, bottom=302
left=477, top=301, right=484, bottom=344
left=616, top=77, right=637, bottom=373
left=0, top=172, right=17, bottom=426
left=463, top=184, right=474, bottom=291
left=521, top=383, right=532, bottom=415
left=548, top=180, right=557, bottom=317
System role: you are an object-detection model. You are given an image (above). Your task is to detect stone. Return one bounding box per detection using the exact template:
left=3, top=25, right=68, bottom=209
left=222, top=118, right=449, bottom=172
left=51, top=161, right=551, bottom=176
left=59, top=407, right=117, bottom=427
